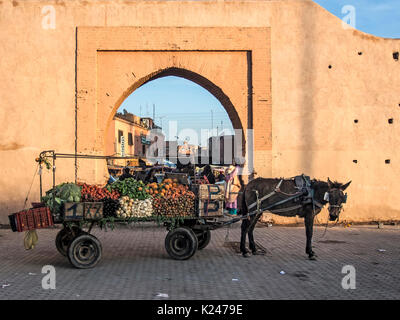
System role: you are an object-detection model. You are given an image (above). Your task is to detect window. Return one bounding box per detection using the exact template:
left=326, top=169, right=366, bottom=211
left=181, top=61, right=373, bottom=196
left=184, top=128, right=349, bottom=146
left=128, top=132, right=133, bottom=145
left=142, top=144, right=146, bottom=155
left=118, top=130, right=123, bottom=143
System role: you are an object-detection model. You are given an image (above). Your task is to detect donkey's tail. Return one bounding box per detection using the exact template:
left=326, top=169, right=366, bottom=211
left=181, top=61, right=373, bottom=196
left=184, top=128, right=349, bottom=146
left=237, top=175, right=247, bottom=216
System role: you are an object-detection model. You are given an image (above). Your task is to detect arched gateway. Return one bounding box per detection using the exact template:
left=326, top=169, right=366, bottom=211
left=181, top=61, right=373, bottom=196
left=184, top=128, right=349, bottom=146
left=76, top=27, right=271, bottom=183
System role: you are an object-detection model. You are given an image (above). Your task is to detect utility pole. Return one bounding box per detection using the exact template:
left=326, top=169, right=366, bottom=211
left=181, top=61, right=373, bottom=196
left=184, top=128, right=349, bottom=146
left=158, top=115, right=167, bottom=129
left=211, top=110, right=213, bottom=131
left=153, top=104, right=155, bottom=121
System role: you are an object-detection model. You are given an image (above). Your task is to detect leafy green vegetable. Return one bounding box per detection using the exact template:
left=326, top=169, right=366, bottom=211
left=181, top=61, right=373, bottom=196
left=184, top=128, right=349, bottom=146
left=108, top=178, right=150, bottom=200
left=41, top=182, right=82, bottom=214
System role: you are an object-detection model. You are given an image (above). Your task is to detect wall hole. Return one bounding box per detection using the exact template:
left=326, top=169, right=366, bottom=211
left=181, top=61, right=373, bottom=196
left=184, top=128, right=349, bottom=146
left=393, top=52, right=399, bottom=61
left=358, top=52, right=363, bottom=55
left=354, top=119, right=358, bottom=123
left=388, top=118, right=393, bottom=124
left=385, top=159, right=391, bottom=164
left=328, top=65, right=332, bottom=69
left=353, top=160, right=358, bottom=164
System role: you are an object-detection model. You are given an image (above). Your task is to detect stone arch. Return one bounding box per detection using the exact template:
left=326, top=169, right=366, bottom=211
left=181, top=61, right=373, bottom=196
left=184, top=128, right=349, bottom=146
left=105, top=67, right=244, bottom=150
left=104, top=67, right=246, bottom=168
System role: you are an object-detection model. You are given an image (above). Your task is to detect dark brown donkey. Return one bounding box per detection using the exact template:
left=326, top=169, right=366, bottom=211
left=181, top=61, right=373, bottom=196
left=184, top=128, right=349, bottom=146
left=239, top=176, right=351, bottom=260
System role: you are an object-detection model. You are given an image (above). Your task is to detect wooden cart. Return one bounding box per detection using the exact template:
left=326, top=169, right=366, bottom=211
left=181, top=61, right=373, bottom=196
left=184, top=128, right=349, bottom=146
left=34, top=151, right=252, bottom=269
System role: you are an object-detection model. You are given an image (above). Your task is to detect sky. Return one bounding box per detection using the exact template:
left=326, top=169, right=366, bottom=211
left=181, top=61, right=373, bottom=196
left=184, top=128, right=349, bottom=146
left=119, top=76, right=234, bottom=146
left=119, top=0, right=400, bottom=145
left=313, top=0, right=400, bottom=39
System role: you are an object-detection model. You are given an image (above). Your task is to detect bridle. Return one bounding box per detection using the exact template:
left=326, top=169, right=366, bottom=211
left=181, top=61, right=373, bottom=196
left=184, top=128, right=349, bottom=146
left=316, top=188, right=347, bottom=239
left=324, top=188, right=348, bottom=217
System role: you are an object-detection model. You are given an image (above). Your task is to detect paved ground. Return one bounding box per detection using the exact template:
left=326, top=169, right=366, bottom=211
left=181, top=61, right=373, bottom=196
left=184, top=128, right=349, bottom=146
left=0, top=223, right=399, bottom=300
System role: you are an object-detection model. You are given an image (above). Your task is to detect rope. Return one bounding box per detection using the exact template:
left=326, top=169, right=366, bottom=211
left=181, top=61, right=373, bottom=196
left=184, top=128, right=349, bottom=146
left=315, top=205, right=341, bottom=241
left=22, top=164, right=39, bottom=211
left=275, top=188, right=303, bottom=197
left=224, top=223, right=231, bottom=242
left=317, top=217, right=330, bottom=240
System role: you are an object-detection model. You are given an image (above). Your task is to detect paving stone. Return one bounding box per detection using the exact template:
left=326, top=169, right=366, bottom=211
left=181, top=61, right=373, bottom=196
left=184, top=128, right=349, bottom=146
left=0, top=224, right=399, bottom=300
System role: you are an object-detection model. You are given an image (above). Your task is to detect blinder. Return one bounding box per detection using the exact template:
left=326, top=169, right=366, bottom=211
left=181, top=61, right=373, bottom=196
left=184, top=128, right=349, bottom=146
left=324, top=191, right=347, bottom=205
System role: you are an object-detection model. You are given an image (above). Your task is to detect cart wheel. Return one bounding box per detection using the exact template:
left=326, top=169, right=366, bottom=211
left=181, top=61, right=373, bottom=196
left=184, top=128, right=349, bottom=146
left=195, top=230, right=211, bottom=250
left=55, top=226, right=86, bottom=256
left=165, top=227, right=198, bottom=260
left=67, top=234, right=102, bottom=269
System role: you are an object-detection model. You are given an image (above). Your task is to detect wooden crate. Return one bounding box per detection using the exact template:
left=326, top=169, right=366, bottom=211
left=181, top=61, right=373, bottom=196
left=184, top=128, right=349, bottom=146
left=197, top=199, right=224, bottom=217
left=63, top=202, right=103, bottom=221
left=193, top=184, right=225, bottom=201
left=84, top=202, right=103, bottom=220
left=63, top=202, right=85, bottom=221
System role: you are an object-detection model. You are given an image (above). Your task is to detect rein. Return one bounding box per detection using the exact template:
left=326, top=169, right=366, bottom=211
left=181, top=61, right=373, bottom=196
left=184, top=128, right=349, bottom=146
left=315, top=190, right=345, bottom=240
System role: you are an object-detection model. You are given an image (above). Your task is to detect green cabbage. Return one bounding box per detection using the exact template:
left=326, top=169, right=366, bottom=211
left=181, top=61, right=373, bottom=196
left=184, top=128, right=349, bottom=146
left=41, top=183, right=82, bottom=214
left=59, top=183, right=81, bottom=201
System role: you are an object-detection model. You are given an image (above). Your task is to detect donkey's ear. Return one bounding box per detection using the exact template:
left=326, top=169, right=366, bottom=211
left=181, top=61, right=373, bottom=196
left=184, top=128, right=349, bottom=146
left=327, top=177, right=333, bottom=188
left=341, top=181, right=352, bottom=191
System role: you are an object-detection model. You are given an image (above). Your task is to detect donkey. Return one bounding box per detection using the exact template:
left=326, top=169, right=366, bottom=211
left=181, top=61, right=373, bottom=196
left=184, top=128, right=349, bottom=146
left=239, top=177, right=351, bottom=260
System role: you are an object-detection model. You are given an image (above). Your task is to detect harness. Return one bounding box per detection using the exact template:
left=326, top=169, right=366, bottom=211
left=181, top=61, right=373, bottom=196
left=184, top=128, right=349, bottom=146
left=247, top=174, right=323, bottom=215
left=220, top=175, right=343, bottom=232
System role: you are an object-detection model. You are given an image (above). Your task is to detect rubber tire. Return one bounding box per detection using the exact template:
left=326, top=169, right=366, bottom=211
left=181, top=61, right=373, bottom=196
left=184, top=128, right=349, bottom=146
left=195, top=230, right=211, bottom=250
left=55, top=226, right=85, bottom=256
left=67, top=234, right=102, bottom=269
left=165, top=227, right=198, bottom=260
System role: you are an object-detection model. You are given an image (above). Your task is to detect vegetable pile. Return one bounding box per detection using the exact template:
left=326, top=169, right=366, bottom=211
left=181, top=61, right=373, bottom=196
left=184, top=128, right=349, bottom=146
left=79, top=183, right=120, bottom=202
left=116, top=196, right=153, bottom=218
left=43, top=177, right=196, bottom=219
left=152, top=181, right=195, bottom=217
left=42, top=183, right=82, bottom=214
left=107, top=178, right=150, bottom=200
left=102, top=198, right=120, bottom=218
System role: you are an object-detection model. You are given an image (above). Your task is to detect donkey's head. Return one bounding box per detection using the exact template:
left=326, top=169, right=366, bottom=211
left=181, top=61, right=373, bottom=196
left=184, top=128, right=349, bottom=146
left=324, top=178, right=351, bottom=221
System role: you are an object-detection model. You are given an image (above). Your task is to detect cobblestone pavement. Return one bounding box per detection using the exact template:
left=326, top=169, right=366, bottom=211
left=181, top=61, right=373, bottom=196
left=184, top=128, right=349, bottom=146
left=0, top=223, right=399, bottom=300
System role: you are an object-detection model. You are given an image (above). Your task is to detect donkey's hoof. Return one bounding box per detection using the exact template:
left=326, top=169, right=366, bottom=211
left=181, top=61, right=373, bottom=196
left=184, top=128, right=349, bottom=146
left=242, top=252, right=252, bottom=258
left=308, top=255, right=317, bottom=261
left=309, top=251, right=318, bottom=258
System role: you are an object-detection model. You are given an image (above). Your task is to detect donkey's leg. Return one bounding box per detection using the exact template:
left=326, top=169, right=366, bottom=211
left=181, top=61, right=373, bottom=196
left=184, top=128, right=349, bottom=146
left=248, top=217, right=257, bottom=253
left=304, top=212, right=316, bottom=260
left=240, top=219, right=251, bottom=257
left=248, top=215, right=264, bottom=255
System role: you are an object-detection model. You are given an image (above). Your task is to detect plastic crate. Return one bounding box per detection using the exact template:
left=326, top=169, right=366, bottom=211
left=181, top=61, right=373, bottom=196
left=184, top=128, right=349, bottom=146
left=8, top=214, right=18, bottom=232
left=9, top=207, right=54, bottom=232
left=31, top=202, right=45, bottom=208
